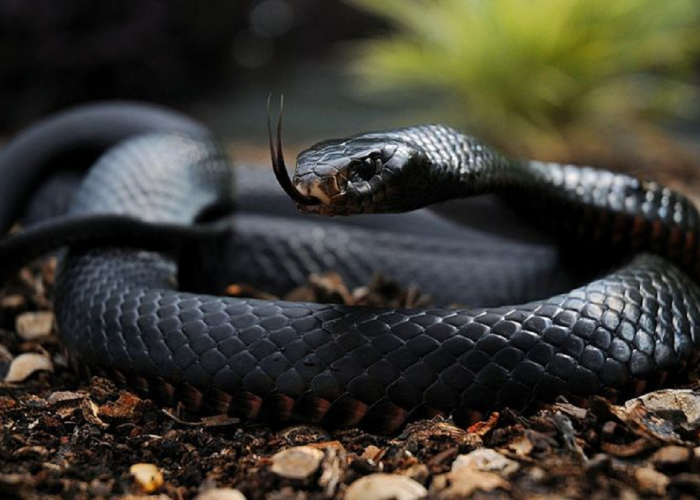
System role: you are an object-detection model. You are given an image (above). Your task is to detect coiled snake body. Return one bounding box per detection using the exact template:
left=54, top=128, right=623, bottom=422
left=1, top=103, right=699, bottom=433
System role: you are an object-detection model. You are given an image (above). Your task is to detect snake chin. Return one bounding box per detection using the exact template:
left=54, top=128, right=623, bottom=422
left=294, top=178, right=334, bottom=206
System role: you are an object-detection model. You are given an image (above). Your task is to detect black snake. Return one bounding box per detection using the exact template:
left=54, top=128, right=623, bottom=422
left=1, top=102, right=699, bottom=434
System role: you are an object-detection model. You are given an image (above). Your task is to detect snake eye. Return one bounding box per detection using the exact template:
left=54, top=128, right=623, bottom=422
left=353, top=156, right=381, bottom=182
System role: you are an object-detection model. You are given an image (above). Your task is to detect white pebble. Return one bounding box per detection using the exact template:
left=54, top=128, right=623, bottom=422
left=452, top=449, right=519, bottom=477
left=195, top=488, right=247, bottom=500
left=270, top=446, right=324, bottom=480
left=345, top=473, right=427, bottom=500
left=4, top=353, right=53, bottom=382
left=15, top=311, right=54, bottom=340
left=130, top=463, right=164, bottom=493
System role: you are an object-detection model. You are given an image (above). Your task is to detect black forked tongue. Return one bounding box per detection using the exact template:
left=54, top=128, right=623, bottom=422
left=267, top=95, right=320, bottom=206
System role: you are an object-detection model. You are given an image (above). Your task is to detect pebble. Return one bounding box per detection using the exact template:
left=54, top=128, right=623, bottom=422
left=270, top=446, right=324, bottom=480
left=651, top=445, right=691, bottom=466
left=635, top=466, right=669, bottom=496
left=402, top=463, right=430, bottom=483
left=361, top=445, right=384, bottom=462
left=195, top=488, right=247, bottom=500
left=0, top=344, right=13, bottom=363
left=451, top=449, right=519, bottom=477
left=438, top=470, right=508, bottom=499
left=507, top=434, right=534, bottom=457
left=118, top=495, right=170, bottom=500
left=130, top=463, right=164, bottom=494
left=15, top=311, right=54, bottom=340
left=345, top=473, right=427, bottom=500
left=4, top=353, right=53, bottom=382
left=0, top=294, right=25, bottom=310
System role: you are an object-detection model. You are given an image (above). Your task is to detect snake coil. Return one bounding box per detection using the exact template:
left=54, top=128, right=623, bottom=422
left=1, top=102, right=699, bottom=433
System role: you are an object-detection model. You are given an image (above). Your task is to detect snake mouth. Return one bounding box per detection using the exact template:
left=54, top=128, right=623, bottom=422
left=292, top=170, right=341, bottom=206
left=267, top=95, right=321, bottom=207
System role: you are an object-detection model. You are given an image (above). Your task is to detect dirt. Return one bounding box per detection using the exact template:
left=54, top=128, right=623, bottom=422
left=2, top=260, right=700, bottom=500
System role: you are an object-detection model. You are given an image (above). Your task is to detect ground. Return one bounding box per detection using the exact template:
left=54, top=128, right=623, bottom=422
left=2, top=258, right=700, bottom=500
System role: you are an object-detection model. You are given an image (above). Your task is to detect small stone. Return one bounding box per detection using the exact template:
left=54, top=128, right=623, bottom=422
left=361, top=445, right=384, bottom=462
left=440, top=470, right=508, bottom=499
left=119, top=495, right=170, bottom=500
left=528, top=467, right=546, bottom=481
left=0, top=473, right=33, bottom=497
left=507, top=434, right=534, bottom=457
left=451, top=449, right=519, bottom=477
left=345, top=473, right=427, bottom=500
left=1, top=294, right=25, bottom=310
left=635, top=466, right=669, bottom=496
left=0, top=344, right=13, bottom=363
left=195, top=488, right=247, bottom=500
left=4, top=353, right=53, bottom=382
left=651, top=446, right=691, bottom=466
left=130, top=463, right=164, bottom=494
left=15, top=311, right=54, bottom=340
left=402, top=464, right=429, bottom=484
left=270, top=446, right=324, bottom=480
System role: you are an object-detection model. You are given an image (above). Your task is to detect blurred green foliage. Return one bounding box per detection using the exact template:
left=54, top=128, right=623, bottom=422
left=347, top=0, right=700, bottom=156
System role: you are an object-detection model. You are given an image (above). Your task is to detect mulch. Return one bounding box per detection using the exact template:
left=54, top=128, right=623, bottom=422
left=2, top=259, right=700, bottom=500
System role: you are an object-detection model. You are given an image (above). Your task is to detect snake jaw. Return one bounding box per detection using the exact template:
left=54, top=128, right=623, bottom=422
left=267, top=95, right=321, bottom=208
left=293, top=176, right=334, bottom=205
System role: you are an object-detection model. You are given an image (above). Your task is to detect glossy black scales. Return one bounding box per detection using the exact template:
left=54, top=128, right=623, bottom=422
left=1, top=105, right=699, bottom=434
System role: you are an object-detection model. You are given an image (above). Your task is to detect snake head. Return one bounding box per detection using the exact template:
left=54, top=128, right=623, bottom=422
left=292, top=136, right=431, bottom=216
left=268, top=98, right=434, bottom=215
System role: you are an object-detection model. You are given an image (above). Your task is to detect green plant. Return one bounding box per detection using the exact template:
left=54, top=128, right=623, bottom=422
left=346, top=0, right=700, bottom=157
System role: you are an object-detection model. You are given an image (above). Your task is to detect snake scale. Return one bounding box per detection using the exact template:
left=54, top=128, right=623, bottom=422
left=1, top=102, right=699, bottom=434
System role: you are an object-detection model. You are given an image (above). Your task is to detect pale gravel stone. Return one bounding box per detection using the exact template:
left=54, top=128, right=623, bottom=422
left=345, top=473, right=427, bottom=500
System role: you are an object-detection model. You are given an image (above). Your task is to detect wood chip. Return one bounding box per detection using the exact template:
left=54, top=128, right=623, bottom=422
left=600, top=438, right=653, bottom=458
left=612, top=389, right=700, bottom=443
left=47, top=390, right=85, bottom=405
left=98, top=392, right=144, bottom=422
left=467, top=412, right=500, bottom=436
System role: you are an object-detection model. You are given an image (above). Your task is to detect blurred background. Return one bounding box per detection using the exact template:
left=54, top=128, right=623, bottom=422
left=1, top=0, right=700, bottom=193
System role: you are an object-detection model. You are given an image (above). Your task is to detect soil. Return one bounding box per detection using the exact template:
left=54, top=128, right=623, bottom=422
left=2, top=260, right=700, bottom=500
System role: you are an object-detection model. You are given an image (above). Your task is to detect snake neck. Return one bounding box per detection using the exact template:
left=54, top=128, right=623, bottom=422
left=378, top=125, right=523, bottom=198
left=396, top=125, right=700, bottom=280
